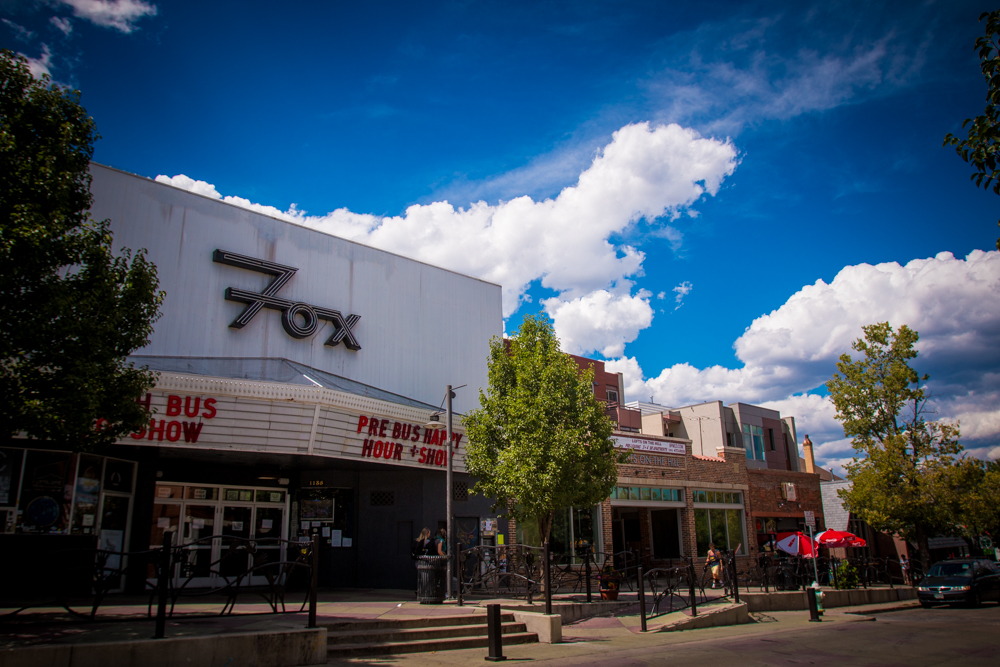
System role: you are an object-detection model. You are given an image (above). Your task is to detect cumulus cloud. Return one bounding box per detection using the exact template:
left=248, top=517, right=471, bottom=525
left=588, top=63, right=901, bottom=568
left=58, top=0, right=157, bottom=33
left=544, top=287, right=653, bottom=357
left=157, top=122, right=737, bottom=356
left=606, top=250, right=1000, bottom=470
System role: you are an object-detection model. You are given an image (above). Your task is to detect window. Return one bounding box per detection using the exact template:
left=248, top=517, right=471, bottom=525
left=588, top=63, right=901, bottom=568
left=726, top=432, right=735, bottom=447
left=612, top=486, right=682, bottom=502
left=768, top=428, right=775, bottom=451
left=606, top=389, right=619, bottom=403
left=693, top=490, right=741, bottom=505
left=453, top=481, right=468, bottom=502
left=370, top=491, right=394, bottom=506
left=741, top=424, right=765, bottom=460
left=694, top=508, right=746, bottom=555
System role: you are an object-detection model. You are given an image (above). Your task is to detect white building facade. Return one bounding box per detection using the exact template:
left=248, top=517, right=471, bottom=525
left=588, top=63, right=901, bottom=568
left=0, top=164, right=503, bottom=591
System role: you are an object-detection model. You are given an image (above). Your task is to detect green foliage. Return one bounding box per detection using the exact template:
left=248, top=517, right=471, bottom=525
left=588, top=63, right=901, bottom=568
left=833, top=560, right=859, bottom=590
left=463, top=314, right=624, bottom=542
left=827, top=323, right=974, bottom=570
left=943, top=10, right=1000, bottom=250
left=0, top=49, right=163, bottom=450
left=826, top=322, right=925, bottom=449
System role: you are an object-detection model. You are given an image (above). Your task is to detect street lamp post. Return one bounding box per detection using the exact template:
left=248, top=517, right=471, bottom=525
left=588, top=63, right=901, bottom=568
left=427, top=384, right=463, bottom=600
left=446, top=384, right=454, bottom=599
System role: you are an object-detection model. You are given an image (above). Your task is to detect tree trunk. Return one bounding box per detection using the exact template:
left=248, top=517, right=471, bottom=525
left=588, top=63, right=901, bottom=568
left=536, top=510, right=554, bottom=546
left=915, top=524, right=931, bottom=577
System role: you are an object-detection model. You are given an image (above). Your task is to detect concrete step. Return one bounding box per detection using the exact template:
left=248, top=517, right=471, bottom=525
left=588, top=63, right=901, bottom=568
left=326, top=621, right=527, bottom=646
left=321, top=612, right=514, bottom=632
left=325, top=631, right=539, bottom=657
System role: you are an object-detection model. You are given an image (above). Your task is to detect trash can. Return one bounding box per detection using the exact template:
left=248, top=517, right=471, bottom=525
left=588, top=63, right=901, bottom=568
left=416, top=555, right=447, bottom=604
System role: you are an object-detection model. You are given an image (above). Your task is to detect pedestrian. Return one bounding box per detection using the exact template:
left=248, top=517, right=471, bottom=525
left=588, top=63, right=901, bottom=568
left=706, top=543, right=723, bottom=589
left=900, top=554, right=911, bottom=586
left=412, top=527, right=433, bottom=560
left=435, top=527, right=448, bottom=556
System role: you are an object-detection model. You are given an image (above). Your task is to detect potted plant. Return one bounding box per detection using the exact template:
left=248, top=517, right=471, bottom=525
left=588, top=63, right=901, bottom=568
left=597, top=564, right=621, bottom=601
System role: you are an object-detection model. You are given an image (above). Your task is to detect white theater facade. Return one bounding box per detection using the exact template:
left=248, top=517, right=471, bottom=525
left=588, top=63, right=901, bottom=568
left=0, top=164, right=503, bottom=591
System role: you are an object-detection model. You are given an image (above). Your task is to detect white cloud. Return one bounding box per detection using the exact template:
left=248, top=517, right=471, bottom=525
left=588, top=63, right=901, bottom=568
left=672, top=280, right=693, bottom=310
left=50, top=17, right=73, bottom=36
left=21, top=44, right=53, bottom=79
left=646, top=8, right=928, bottom=136
left=544, top=287, right=653, bottom=358
left=607, top=250, right=1000, bottom=470
left=157, top=121, right=737, bottom=354
left=2, top=19, right=35, bottom=42
left=59, top=0, right=157, bottom=33
left=656, top=291, right=666, bottom=300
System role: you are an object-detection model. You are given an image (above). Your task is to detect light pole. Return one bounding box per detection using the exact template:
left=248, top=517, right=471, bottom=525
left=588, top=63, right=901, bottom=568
left=427, top=384, right=464, bottom=599
left=446, top=384, right=454, bottom=599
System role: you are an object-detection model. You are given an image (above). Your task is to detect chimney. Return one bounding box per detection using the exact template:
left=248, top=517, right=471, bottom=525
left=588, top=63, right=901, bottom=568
left=802, top=434, right=816, bottom=474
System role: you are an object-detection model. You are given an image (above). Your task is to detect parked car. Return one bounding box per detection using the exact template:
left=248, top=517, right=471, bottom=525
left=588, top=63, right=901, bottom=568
left=917, top=559, right=1000, bottom=607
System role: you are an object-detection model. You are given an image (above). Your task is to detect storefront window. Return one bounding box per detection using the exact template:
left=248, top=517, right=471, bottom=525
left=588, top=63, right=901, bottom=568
left=694, top=491, right=747, bottom=555
left=517, top=506, right=601, bottom=560
left=71, top=455, right=103, bottom=535
left=18, top=450, right=75, bottom=534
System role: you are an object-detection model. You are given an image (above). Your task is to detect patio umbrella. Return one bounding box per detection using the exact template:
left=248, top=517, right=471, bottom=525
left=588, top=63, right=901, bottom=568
left=814, top=529, right=867, bottom=548
left=775, top=531, right=817, bottom=558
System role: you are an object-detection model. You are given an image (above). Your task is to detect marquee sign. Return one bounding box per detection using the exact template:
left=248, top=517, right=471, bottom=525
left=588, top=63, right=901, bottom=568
left=213, top=249, right=361, bottom=350
left=613, top=434, right=686, bottom=468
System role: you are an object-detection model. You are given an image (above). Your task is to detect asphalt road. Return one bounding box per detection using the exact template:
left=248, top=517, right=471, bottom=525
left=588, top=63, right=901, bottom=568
left=639, top=605, right=1000, bottom=667
left=336, top=604, right=1000, bottom=666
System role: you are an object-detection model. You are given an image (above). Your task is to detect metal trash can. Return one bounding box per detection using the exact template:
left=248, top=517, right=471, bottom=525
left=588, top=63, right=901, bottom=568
left=416, top=555, right=447, bottom=604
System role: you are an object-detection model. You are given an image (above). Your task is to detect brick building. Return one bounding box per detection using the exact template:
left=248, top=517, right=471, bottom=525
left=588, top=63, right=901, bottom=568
left=504, top=355, right=829, bottom=566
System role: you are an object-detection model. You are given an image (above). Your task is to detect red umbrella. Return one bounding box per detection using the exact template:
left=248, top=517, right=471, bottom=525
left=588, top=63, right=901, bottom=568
left=814, top=529, right=867, bottom=548
left=775, top=531, right=818, bottom=558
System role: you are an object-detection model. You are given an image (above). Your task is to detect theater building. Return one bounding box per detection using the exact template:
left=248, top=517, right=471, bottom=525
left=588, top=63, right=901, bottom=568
left=0, top=164, right=503, bottom=591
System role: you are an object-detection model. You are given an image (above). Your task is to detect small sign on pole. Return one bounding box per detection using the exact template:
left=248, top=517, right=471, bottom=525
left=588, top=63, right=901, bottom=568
left=803, top=511, right=815, bottom=528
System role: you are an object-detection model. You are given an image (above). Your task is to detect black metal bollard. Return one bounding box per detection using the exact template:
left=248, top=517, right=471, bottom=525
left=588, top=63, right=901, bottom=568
left=731, top=551, right=740, bottom=603
left=543, top=541, right=552, bottom=616
left=154, top=531, right=171, bottom=639
left=585, top=551, right=592, bottom=603
left=806, top=587, right=821, bottom=622
left=457, top=545, right=464, bottom=607
left=485, top=603, right=506, bottom=661
left=637, top=565, right=647, bottom=632
left=687, top=558, right=698, bottom=618
left=308, top=534, right=319, bottom=628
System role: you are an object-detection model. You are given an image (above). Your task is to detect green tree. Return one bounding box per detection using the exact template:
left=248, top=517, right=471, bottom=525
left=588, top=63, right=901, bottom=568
left=943, top=9, right=1000, bottom=250
left=0, top=49, right=163, bottom=451
left=827, top=323, right=972, bottom=571
left=463, top=314, right=624, bottom=543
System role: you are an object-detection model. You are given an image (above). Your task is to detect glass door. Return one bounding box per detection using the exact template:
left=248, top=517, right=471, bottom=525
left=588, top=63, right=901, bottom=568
left=180, top=504, right=217, bottom=587
left=97, top=493, right=132, bottom=591
left=219, top=505, right=253, bottom=584
left=252, top=506, right=284, bottom=585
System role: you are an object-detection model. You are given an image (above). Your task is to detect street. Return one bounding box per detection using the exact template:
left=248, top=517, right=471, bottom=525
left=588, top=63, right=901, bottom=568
left=333, top=604, right=1000, bottom=666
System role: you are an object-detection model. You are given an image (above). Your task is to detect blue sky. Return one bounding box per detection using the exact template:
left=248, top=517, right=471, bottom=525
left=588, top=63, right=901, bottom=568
left=4, top=0, right=999, bottom=472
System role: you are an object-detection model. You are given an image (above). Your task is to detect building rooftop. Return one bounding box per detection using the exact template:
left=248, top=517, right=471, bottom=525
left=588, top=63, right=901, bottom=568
left=128, top=355, right=442, bottom=412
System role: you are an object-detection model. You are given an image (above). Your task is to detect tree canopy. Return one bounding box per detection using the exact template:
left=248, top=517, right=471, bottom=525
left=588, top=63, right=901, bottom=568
left=827, top=323, right=983, bottom=569
left=943, top=9, right=1000, bottom=250
left=0, top=49, right=163, bottom=450
left=463, top=314, right=624, bottom=543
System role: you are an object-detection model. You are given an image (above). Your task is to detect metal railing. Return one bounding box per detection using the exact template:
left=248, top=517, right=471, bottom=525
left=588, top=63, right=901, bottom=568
left=1, top=533, right=320, bottom=638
